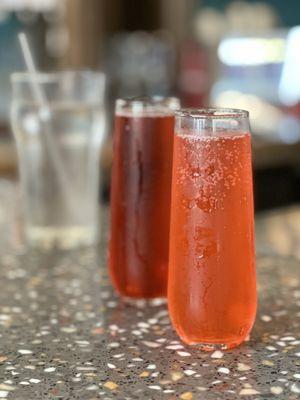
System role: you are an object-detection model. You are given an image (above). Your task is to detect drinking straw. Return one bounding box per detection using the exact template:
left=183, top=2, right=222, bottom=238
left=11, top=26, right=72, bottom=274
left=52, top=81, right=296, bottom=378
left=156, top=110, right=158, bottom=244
left=18, top=33, right=46, bottom=105
left=18, top=32, right=77, bottom=216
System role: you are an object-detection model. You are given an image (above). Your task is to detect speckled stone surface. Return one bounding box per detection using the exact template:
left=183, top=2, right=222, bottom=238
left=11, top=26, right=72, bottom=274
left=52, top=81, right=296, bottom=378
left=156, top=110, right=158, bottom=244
left=0, top=180, right=299, bottom=399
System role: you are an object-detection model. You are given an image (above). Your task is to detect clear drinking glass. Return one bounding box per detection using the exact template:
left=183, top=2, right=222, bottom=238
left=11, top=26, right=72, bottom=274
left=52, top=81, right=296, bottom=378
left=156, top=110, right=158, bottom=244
left=10, top=71, right=106, bottom=249
left=168, top=108, right=257, bottom=350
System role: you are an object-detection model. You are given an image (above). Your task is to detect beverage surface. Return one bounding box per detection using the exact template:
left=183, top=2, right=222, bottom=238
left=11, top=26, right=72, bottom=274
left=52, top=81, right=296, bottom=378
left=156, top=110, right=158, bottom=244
left=168, top=130, right=256, bottom=348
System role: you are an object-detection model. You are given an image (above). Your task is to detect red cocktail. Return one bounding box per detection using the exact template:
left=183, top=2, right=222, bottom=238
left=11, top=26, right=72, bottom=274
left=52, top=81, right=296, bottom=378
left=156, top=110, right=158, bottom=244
left=168, top=108, right=256, bottom=349
left=109, top=97, right=179, bottom=299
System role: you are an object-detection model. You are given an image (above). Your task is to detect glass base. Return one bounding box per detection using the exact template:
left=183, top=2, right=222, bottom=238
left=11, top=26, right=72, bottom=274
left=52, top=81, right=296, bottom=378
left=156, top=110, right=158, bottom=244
left=186, top=335, right=250, bottom=351
left=188, top=342, right=238, bottom=351
left=26, top=225, right=97, bottom=250
left=121, top=296, right=167, bottom=308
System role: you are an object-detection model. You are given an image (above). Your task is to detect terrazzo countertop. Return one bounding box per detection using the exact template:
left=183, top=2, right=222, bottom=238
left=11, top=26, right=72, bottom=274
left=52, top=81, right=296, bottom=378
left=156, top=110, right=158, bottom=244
left=0, top=180, right=299, bottom=400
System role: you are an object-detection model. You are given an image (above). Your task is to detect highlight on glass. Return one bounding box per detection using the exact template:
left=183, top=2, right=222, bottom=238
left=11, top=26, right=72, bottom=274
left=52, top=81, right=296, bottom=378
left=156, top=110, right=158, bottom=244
left=109, top=96, right=180, bottom=299
left=168, top=108, right=257, bottom=350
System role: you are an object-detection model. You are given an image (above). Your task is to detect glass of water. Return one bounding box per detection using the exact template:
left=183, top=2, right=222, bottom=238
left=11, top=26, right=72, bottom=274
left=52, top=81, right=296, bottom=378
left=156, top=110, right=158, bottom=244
left=10, top=71, right=106, bottom=249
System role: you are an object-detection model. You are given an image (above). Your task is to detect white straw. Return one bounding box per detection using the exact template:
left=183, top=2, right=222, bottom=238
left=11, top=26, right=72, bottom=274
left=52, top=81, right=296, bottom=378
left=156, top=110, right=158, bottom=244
left=18, top=32, right=77, bottom=218
left=18, top=32, right=46, bottom=104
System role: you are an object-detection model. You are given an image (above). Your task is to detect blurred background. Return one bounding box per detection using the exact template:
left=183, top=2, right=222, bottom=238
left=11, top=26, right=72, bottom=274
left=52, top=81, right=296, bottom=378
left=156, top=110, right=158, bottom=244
left=1, top=0, right=300, bottom=211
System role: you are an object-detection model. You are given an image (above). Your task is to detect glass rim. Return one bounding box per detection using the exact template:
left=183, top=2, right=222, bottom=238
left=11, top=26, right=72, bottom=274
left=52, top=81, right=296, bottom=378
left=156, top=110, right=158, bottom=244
left=116, top=96, right=180, bottom=113
left=116, top=96, right=179, bottom=105
left=10, top=69, right=105, bottom=84
left=175, top=108, right=249, bottom=119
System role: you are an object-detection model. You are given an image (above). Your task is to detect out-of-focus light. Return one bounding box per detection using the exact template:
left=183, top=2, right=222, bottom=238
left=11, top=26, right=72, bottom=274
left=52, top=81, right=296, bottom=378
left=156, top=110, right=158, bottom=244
left=226, top=1, right=278, bottom=31
left=0, top=0, right=58, bottom=11
left=213, top=90, right=282, bottom=136
left=194, top=8, right=227, bottom=46
left=107, top=31, right=174, bottom=97
left=278, top=116, right=300, bottom=144
left=23, top=113, right=39, bottom=135
left=218, top=37, right=285, bottom=66
left=46, top=27, right=68, bottom=58
left=279, top=26, right=300, bottom=106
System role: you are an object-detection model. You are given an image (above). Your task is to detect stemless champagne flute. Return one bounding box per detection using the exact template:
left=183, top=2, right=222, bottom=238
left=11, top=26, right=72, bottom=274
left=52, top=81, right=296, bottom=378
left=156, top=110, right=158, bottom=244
left=109, top=97, right=180, bottom=299
left=168, top=108, right=257, bottom=350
